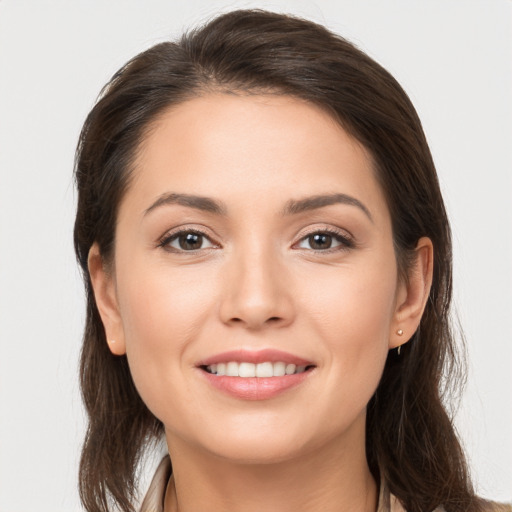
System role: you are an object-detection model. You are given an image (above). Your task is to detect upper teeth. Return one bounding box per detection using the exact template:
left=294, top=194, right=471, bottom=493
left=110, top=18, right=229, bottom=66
left=206, top=362, right=307, bottom=377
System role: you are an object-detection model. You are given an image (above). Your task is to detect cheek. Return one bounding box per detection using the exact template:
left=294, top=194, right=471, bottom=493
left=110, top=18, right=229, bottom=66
left=299, top=258, right=397, bottom=401
left=115, top=260, right=217, bottom=415
left=118, top=256, right=216, bottom=341
left=301, top=260, right=397, bottom=340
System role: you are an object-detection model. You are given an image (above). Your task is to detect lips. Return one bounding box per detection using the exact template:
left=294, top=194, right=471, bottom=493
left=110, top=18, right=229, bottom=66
left=197, top=348, right=313, bottom=367
left=197, top=349, right=315, bottom=400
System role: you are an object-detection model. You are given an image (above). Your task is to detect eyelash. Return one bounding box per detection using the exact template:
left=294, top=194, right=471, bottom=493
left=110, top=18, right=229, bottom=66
left=158, top=228, right=215, bottom=253
left=295, top=227, right=355, bottom=252
left=158, top=227, right=355, bottom=253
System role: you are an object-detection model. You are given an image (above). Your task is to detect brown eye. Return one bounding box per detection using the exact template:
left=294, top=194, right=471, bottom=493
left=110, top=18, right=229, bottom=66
left=178, top=233, right=203, bottom=250
left=164, top=231, right=215, bottom=251
left=297, top=231, right=353, bottom=251
left=307, top=233, right=333, bottom=250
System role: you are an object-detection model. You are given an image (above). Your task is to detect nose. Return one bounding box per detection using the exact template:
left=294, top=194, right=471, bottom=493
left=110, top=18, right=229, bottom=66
left=218, top=244, right=295, bottom=330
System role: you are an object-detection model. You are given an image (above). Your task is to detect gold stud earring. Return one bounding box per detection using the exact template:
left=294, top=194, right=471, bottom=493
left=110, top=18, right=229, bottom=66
left=396, top=330, right=403, bottom=355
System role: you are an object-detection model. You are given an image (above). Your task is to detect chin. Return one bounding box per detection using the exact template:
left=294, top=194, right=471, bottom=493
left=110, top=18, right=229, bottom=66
left=205, top=434, right=310, bottom=465
left=182, top=413, right=333, bottom=466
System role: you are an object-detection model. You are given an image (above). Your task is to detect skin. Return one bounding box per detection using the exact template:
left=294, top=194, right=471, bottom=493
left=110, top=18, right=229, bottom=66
left=89, top=94, right=433, bottom=512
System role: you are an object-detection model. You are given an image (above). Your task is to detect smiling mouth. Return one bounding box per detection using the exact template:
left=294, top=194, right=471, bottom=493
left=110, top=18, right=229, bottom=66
left=202, top=361, right=315, bottom=377
left=198, top=352, right=316, bottom=400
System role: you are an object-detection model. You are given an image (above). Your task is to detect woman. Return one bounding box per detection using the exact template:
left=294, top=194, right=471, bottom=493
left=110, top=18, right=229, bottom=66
left=73, top=9, right=507, bottom=512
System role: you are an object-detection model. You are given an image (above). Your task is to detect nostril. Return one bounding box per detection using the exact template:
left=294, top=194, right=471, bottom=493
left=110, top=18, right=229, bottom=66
left=228, top=316, right=282, bottom=326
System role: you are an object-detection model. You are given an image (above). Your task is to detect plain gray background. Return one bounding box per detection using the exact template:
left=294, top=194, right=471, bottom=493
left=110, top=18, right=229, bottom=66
left=0, top=1, right=511, bottom=510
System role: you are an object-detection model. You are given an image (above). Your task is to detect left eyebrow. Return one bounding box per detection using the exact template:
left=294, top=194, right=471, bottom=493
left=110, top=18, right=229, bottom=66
left=281, top=193, right=373, bottom=222
left=143, top=192, right=228, bottom=217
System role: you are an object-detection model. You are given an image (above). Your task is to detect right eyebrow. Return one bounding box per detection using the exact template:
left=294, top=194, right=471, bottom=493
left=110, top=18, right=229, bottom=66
left=281, top=193, right=373, bottom=223
left=143, top=192, right=228, bottom=217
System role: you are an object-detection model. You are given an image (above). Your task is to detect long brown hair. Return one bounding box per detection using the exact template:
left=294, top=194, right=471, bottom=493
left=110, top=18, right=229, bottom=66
left=74, top=9, right=479, bottom=512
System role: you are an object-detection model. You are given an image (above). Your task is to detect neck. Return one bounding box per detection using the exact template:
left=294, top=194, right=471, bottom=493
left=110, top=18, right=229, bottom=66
left=164, top=419, right=378, bottom=512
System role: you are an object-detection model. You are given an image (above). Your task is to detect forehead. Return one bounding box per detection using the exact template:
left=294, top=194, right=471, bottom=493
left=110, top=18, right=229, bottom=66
left=125, top=93, right=388, bottom=222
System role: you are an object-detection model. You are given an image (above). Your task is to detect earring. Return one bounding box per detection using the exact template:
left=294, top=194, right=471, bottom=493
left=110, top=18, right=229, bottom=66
left=396, top=329, right=403, bottom=355
left=110, top=339, right=116, bottom=344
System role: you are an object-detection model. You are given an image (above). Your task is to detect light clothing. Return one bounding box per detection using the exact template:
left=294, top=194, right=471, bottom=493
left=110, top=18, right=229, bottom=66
left=138, top=455, right=438, bottom=512
left=139, top=456, right=512, bottom=512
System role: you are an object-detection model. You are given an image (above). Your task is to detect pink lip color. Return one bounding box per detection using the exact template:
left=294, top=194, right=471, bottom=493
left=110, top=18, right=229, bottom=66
left=200, top=370, right=312, bottom=401
left=196, top=349, right=315, bottom=401
left=197, top=348, right=312, bottom=367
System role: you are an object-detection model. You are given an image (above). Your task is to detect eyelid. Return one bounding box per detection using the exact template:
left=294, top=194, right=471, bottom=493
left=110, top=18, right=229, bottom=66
left=156, top=224, right=355, bottom=253
left=292, top=225, right=355, bottom=251
left=157, top=225, right=220, bottom=252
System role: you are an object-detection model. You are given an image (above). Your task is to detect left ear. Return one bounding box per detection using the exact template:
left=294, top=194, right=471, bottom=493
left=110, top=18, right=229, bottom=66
left=390, top=236, right=434, bottom=349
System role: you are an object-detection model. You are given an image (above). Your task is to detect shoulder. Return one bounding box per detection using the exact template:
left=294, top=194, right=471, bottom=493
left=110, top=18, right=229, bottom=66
left=478, top=499, right=512, bottom=512
left=139, top=456, right=172, bottom=512
left=388, top=493, right=444, bottom=512
left=381, top=480, right=444, bottom=512
left=385, top=484, right=511, bottom=512
left=389, top=497, right=511, bottom=512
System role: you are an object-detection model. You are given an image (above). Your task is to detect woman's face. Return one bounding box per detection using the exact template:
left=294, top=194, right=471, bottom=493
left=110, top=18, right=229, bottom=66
left=94, top=94, right=415, bottom=463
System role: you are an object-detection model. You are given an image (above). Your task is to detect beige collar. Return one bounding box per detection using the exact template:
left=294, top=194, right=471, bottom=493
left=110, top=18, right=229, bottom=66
left=139, top=455, right=409, bottom=512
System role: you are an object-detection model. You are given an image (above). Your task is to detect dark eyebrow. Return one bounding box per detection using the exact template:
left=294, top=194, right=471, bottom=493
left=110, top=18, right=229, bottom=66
left=144, top=193, right=227, bottom=217
left=281, top=193, right=373, bottom=222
